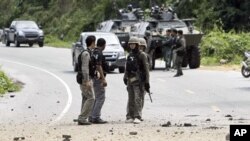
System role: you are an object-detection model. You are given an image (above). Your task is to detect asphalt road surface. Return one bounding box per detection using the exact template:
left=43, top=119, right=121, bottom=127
left=0, top=43, right=249, bottom=141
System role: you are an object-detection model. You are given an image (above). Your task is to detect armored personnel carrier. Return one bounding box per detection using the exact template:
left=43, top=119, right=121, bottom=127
left=131, top=6, right=203, bottom=69
left=96, top=6, right=143, bottom=50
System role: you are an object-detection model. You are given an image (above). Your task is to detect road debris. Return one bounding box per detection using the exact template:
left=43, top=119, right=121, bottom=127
left=13, top=137, right=25, bottom=140
left=225, top=115, right=232, bottom=118
left=206, top=118, right=211, bottom=122
left=129, top=131, right=137, bottom=135
left=62, top=135, right=71, bottom=141
left=184, top=123, right=192, bottom=127
left=10, top=95, right=15, bottom=98
left=161, top=121, right=171, bottom=127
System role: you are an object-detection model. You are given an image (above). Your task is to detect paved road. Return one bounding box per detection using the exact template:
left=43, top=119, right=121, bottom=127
left=0, top=43, right=249, bottom=140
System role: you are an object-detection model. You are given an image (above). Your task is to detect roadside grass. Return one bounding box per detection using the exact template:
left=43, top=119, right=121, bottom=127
left=201, top=57, right=241, bottom=71
left=45, top=35, right=73, bottom=48
left=0, top=70, right=21, bottom=95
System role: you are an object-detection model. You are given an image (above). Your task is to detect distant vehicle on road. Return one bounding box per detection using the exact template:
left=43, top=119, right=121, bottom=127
left=71, top=32, right=126, bottom=73
left=4, top=20, right=44, bottom=47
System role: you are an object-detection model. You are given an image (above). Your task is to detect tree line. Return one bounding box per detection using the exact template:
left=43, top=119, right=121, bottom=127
left=0, top=0, right=249, bottom=40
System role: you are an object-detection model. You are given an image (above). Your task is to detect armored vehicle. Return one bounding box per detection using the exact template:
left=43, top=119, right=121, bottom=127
left=97, top=6, right=143, bottom=50
left=131, top=10, right=202, bottom=69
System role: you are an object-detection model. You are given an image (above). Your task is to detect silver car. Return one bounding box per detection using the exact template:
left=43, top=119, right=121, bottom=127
left=71, top=32, right=126, bottom=73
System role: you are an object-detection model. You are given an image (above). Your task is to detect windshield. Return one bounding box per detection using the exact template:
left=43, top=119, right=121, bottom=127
left=16, top=21, right=38, bottom=29
left=83, top=34, right=120, bottom=46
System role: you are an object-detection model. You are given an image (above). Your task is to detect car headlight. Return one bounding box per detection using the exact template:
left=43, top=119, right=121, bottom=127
left=38, top=30, right=44, bottom=36
left=18, top=31, right=25, bottom=36
left=118, top=51, right=125, bottom=57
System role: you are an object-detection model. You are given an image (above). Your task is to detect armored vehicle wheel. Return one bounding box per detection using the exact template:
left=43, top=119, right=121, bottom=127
left=189, top=46, right=200, bottom=69
left=241, top=66, right=250, bottom=78
left=5, top=38, right=10, bottom=47
left=119, top=67, right=125, bottom=73
left=182, top=53, right=188, bottom=68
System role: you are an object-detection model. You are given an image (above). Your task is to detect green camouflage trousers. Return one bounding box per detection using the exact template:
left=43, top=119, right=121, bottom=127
left=126, top=84, right=145, bottom=119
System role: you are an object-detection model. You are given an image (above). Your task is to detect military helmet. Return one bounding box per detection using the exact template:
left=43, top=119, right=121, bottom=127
left=138, top=38, right=147, bottom=48
left=128, top=37, right=140, bottom=44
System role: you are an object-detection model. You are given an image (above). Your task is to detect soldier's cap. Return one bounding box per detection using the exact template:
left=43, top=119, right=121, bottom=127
left=138, top=38, right=147, bottom=48
left=128, top=37, right=140, bottom=45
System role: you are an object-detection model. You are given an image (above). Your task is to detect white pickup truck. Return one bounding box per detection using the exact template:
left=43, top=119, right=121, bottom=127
left=71, top=32, right=126, bottom=73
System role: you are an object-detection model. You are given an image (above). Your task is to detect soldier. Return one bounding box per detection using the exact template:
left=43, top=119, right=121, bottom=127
left=170, top=28, right=178, bottom=69
left=90, top=38, right=108, bottom=124
left=173, top=30, right=186, bottom=77
left=161, top=29, right=172, bottom=71
left=77, top=35, right=96, bottom=125
left=138, top=37, right=149, bottom=110
left=123, top=37, right=150, bottom=124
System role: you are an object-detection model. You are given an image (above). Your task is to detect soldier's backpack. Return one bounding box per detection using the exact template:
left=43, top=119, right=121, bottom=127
left=76, top=48, right=99, bottom=84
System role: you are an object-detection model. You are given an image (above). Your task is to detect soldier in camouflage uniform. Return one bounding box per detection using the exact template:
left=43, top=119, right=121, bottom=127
left=161, top=29, right=172, bottom=71
left=123, top=37, right=150, bottom=124
left=78, top=35, right=96, bottom=125
left=173, top=30, right=186, bottom=77
left=170, top=28, right=178, bottom=69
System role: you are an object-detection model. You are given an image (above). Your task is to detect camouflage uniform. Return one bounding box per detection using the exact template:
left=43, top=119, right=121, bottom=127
left=124, top=37, right=150, bottom=122
left=174, top=35, right=186, bottom=76
left=161, top=34, right=172, bottom=69
left=170, top=34, right=178, bottom=68
left=78, top=48, right=95, bottom=123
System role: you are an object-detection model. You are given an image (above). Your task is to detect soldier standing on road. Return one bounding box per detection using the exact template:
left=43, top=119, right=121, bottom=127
left=123, top=37, right=150, bottom=124
left=173, top=30, right=186, bottom=77
left=161, top=29, right=172, bottom=71
left=170, top=28, right=178, bottom=69
left=78, top=35, right=96, bottom=125
left=90, top=38, right=108, bottom=124
left=138, top=37, right=150, bottom=111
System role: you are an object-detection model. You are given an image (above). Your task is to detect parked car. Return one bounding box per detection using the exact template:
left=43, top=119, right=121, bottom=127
left=5, top=20, right=44, bottom=47
left=72, top=32, right=126, bottom=73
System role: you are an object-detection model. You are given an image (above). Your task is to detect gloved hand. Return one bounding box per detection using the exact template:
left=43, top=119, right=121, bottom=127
left=123, top=78, right=128, bottom=85
left=145, top=83, right=150, bottom=93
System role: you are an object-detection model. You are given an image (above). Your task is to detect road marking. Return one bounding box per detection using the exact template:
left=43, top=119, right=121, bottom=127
left=0, top=59, right=72, bottom=125
left=157, top=78, right=166, bottom=82
left=185, top=89, right=195, bottom=94
left=211, top=105, right=221, bottom=112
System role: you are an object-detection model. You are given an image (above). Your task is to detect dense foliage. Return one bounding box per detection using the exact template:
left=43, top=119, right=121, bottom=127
left=0, top=0, right=249, bottom=64
left=201, top=27, right=250, bottom=65
left=0, top=70, right=20, bottom=94
left=1, top=0, right=249, bottom=39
